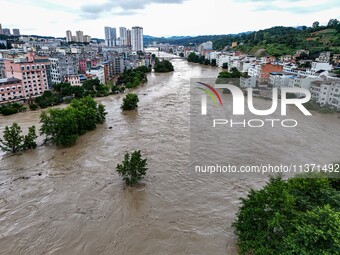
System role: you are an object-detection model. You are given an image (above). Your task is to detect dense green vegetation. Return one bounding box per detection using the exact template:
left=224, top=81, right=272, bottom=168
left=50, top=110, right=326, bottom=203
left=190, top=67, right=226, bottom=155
left=154, top=58, right=174, bottom=72
left=187, top=52, right=217, bottom=66
left=116, top=66, right=149, bottom=89
left=233, top=173, right=340, bottom=255
left=216, top=68, right=245, bottom=86
left=40, top=96, right=107, bottom=147
left=121, top=93, right=139, bottom=111
left=116, top=151, right=148, bottom=186
left=0, top=123, right=37, bottom=153
left=33, top=90, right=62, bottom=109
left=0, top=103, right=27, bottom=116
left=152, top=18, right=340, bottom=56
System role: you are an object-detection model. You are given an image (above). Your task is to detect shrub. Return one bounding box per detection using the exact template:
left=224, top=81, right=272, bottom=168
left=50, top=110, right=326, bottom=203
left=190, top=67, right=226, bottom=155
left=116, top=151, right=148, bottom=186
left=121, top=93, right=139, bottom=110
left=29, top=104, right=39, bottom=110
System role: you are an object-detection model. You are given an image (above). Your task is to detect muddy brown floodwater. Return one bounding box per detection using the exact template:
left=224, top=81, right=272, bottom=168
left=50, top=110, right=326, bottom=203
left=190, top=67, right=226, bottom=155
left=1, top=49, right=340, bottom=255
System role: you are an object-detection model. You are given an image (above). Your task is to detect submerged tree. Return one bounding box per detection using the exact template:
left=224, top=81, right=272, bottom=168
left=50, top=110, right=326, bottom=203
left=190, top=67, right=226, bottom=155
left=116, top=151, right=148, bottom=186
left=0, top=123, right=37, bottom=153
left=121, top=93, right=139, bottom=110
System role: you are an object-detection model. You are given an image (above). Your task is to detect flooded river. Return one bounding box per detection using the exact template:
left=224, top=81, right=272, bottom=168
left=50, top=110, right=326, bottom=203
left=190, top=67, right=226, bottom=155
left=0, top=50, right=339, bottom=255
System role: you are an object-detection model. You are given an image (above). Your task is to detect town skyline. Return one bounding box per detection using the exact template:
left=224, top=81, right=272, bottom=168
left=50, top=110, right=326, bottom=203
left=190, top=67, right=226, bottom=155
left=1, top=0, right=339, bottom=38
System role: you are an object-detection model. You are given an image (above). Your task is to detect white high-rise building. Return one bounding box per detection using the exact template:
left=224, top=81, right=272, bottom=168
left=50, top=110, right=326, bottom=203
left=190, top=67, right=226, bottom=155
left=76, top=31, right=84, bottom=43
left=66, top=30, right=72, bottom=42
left=131, top=26, right=143, bottom=52
left=119, top=27, right=127, bottom=46
left=104, top=26, right=116, bottom=47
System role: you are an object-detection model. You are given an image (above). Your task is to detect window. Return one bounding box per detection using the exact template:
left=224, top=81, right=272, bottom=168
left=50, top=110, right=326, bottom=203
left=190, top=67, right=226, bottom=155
left=21, top=66, right=25, bottom=71
left=26, top=66, right=30, bottom=70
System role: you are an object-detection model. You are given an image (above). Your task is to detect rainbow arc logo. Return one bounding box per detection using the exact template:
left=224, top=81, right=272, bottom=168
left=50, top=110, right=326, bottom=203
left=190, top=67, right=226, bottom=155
left=196, top=82, right=223, bottom=106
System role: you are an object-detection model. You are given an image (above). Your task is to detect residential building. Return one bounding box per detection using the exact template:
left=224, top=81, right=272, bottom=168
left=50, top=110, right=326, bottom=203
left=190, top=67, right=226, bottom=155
left=101, top=60, right=115, bottom=83
left=49, top=53, right=79, bottom=85
left=76, top=31, right=84, bottom=43
left=311, top=62, right=332, bottom=75
left=2, top=28, right=11, bottom=36
left=119, top=27, right=127, bottom=46
left=131, top=26, right=144, bottom=52
left=333, top=54, right=340, bottom=64
left=259, top=63, right=283, bottom=83
left=240, top=76, right=256, bottom=88
left=86, top=66, right=104, bottom=84
left=0, top=23, right=2, bottom=35
left=269, top=72, right=294, bottom=87
left=64, top=75, right=81, bottom=86
left=0, top=77, right=24, bottom=104
left=0, top=59, right=5, bottom=79
left=127, top=29, right=132, bottom=47
left=66, top=30, right=72, bottom=42
left=12, top=29, right=20, bottom=36
left=83, top=35, right=91, bottom=43
left=104, top=27, right=116, bottom=47
left=198, top=41, right=212, bottom=55
left=79, top=59, right=100, bottom=73
left=4, top=52, right=52, bottom=98
left=114, top=57, right=125, bottom=74
left=316, top=52, right=331, bottom=63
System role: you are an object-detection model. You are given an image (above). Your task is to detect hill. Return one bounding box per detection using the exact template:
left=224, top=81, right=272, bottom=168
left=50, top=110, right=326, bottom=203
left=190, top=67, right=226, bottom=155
left=147, top=19, right=340, bottom=56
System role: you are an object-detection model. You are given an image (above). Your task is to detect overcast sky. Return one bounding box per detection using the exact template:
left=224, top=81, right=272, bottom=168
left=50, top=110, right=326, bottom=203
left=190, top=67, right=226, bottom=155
left=1, top=0, right=339, bottom=38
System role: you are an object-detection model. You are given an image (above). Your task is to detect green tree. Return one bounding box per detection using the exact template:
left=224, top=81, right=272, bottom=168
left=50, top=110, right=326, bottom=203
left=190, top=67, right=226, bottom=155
left=116, top=151, right=148, bottom=186
left=222, top=62, right=228, bottom=69
left=23, top=126, right=38, bottom=149
left=0, top=123, right=24, bottom=153
left=121, top=93, right=139, bottom=110
left=96, top=104, right=107, bottom=124
left=327, top=18, right=339, bottom=28
left=0, top=123, right=37, bottom=152
left=313, top=21, right=320, bottom=28
left=40, top=96, right=106, bottom=147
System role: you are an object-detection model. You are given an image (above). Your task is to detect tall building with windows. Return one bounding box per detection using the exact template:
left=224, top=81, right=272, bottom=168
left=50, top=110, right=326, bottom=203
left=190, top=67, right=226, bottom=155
left=127, top=29, right=132, bottom=47
left=12, top=29, right=20, bottom=36
left=2, top=28, right=11, bottom=36
left=76, top=30, right=84, bottom=43
left=119, top=27, right=127, bottom=46
left=0, top=24, right=3, bottom=35
left=104, top=26, right=116, bottom=47
left=66, top=30, right=72, bottom=42
left=131, top=26, right=143, bottom=52
left=83, top=35, right=91, bottom=43
left=4, top=52, right=52, bottom=99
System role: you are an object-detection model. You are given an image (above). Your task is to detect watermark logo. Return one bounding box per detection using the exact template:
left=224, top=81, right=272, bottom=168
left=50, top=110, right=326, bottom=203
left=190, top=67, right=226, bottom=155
left=196, top=82, right=312, bottom=116
left=194, top=81, right=312, bottom=128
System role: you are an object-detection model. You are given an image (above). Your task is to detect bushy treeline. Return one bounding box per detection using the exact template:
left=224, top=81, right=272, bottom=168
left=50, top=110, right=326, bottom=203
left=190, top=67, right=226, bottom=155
left=116, top=66, right=149, bottom=90
left=187, top=52, right=217, bottom=66
left=0, top=102, right=27, bottom=116
left=40, top=96, right=107, bottom=147
left=154, top=58, right=174, bottom=72
left=234, top=173, right=340, bottom=255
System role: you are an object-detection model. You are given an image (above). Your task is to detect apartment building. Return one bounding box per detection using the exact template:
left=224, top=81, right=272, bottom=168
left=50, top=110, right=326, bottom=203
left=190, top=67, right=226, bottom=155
left=4, top=52, right=51, bottom=99
left=0, top=77, right=23, bottom=104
